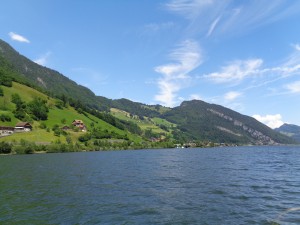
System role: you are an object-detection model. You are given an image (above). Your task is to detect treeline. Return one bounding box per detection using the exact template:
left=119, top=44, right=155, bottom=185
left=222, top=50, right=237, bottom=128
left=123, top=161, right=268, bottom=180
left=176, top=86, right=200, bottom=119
left=0, top=139, right=176, bottom=154
left=78, top=127, right=130, bottom=143
left=111, top=98, right=161, bottom=118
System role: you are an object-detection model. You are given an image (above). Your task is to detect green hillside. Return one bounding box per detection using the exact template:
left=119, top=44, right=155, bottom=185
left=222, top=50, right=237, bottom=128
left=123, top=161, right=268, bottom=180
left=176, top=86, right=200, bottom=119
left=110, top=107, right=177, bottom=141
left=0, top=82, right=155, bottom=154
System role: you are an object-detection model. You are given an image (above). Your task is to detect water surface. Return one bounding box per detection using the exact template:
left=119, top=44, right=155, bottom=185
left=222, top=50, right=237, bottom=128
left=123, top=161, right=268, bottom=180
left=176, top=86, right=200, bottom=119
left=1, top=146, right=300, bottom=224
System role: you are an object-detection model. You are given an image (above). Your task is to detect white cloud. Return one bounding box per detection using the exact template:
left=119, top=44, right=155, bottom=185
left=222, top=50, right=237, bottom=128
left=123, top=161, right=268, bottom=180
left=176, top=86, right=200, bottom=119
left=8, top=32, right=30, bottom=43
left=196, top=48, right=300, bottom=95
left=224, top=91, right=241, bottom=101
left=195, top=50, right=300, bottom=105
left=291, top=43, right=300, bottom=51
left=252, top=114, right=284, bottom=129
left=34, top=52, right=51, bottom=66
left=285, top=80, right=300, bottom=94
left=154, top=39, right=202, bottom=107
left=204, top=58, right=263, bottom=83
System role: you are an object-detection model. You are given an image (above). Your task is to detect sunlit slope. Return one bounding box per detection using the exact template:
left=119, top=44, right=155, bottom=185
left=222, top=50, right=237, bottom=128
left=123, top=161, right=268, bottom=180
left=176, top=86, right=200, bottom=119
left=0, top=82, right=142, bottom=143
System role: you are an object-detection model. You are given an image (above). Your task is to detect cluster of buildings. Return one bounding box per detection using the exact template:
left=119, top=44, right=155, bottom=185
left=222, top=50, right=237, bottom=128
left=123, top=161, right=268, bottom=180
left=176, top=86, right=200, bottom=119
left=0, top=122, right=32, bottom=137
left=62, top=120, right=87, bottom=132
left=0, top=119, right=87, bottom=137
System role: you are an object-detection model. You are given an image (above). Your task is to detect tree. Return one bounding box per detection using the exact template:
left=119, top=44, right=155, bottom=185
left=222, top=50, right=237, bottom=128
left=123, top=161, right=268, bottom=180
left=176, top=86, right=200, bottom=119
left=27, top=97, right=49, bottom=120
left=53, top=129, right=61, bottom=137
left=11, top=93, right=23, bottom=105
left=66, top=135, right=72, bottom=144
left=0, top=114, right=11, bottom=122
left=0, top=73, right=12, bottom=87
left=145, top=129, right=155, bottom=139
left=39, top=122, right=47, bottom=129
left=52, top=124, right=61, bottom=136
left=78, top=133, right=91, bottom=142
left=0, top=142, right=12, bottom=154
left=11, top=93, right=27, bottom=120
left=55, top=100, right=64, bottom=109
left=59, top=94, right=68, bottom=107
left=14, top=108, right=26, bottom=120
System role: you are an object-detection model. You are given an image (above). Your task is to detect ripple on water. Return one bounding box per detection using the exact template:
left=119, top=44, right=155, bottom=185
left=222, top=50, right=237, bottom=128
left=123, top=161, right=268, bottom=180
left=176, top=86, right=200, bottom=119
left=1, top=146, right=300, bottom=224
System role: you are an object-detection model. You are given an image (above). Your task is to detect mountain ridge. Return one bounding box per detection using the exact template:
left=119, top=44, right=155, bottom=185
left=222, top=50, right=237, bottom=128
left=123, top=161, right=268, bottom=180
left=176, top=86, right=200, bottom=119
left=0, top=38, right=296, bottom=146
left=0, top=39, right=103, bottom=110
left=162, top=100, right=294, bottom=144
left=275, top=123, right=300, bottom=143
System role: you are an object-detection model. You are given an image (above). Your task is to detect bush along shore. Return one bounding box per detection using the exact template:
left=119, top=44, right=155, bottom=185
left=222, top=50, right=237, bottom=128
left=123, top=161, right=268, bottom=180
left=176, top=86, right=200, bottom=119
left=0, top=139, right=178, bottom=154
left=0, top=138, right=241, bottom=155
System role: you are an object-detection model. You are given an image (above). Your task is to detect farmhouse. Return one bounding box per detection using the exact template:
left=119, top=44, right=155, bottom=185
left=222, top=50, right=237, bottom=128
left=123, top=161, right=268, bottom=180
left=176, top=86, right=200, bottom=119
left=14, top=122, right=32, bottom=132
left=0, top=126, right=15, bottom=136
left=61, top=125, right=70, bottom=131
left=72, top=120, right=87, bottom=131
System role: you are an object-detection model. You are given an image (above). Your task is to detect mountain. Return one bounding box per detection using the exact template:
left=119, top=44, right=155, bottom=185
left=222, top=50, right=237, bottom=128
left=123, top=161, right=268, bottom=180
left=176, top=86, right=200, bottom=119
left=0, top=39, right=296, bottom=146
left=0, top=81, right=152, bottom=154
left=275, top=123, right=300, bottom=143
left=0, top=39, right=104, bottom=110
left=162, top=100, right=295, bottom=145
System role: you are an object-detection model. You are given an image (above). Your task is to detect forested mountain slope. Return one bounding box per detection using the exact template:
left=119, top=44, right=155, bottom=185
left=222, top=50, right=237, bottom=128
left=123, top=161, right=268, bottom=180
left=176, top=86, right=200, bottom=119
left=275, top=124, right=300, bottom=143
left=0, top=39, right=296, bottom=145
left=162, top=100, right=295, bottom=145
left=0, top=39, right=100, bottom=109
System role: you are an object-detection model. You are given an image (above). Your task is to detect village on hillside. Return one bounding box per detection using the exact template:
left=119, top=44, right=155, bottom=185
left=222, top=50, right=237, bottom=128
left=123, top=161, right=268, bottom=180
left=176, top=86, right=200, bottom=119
left=0, top=119, right=86, bottom=138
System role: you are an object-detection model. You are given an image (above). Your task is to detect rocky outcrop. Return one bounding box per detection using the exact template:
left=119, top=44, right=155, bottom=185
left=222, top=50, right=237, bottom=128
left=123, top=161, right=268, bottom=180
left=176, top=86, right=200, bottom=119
left=207, top=108, right=277, bottom=145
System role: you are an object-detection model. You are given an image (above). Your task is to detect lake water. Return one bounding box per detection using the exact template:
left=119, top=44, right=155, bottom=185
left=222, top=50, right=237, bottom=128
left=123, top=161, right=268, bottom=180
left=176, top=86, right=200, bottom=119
left=1, top=146, right=300, bottom=225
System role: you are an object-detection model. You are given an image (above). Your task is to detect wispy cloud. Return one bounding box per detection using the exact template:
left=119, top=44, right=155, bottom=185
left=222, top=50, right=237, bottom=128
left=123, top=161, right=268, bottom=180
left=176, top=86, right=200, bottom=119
left=244, top=50, right=300, bottom=92
left=252, top=114, right=284, bottom=129
left=8, top=32, right=30, bottom=43
left=154, top=39, right=202, bottom=106
left=143, top=22, right=175, bottom=33
left=204, top=59, right=263, bottom=84
left=165, top=0, right=300, bottom=37
left=285, top=80, right=300, bottom=94
left=291, top=43, right=300, bottom=51
left=224, top=91, right=242, bottom=101
left=207, top=16, right=221, bottom=37
left=34, top=52, right=51, bottom=66
left=202, top=48, right=300, bottom=91
left=165, top=0, right=213, bottom=20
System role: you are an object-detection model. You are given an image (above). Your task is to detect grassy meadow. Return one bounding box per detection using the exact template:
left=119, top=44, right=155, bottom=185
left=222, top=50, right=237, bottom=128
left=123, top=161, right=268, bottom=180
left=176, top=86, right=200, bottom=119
left=0, top=82, right=142, bottom=144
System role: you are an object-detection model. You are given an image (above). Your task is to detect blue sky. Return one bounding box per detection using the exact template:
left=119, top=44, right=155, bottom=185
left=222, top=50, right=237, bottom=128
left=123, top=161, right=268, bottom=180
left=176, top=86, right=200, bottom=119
left=1, top=0, right=300, bottom=128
